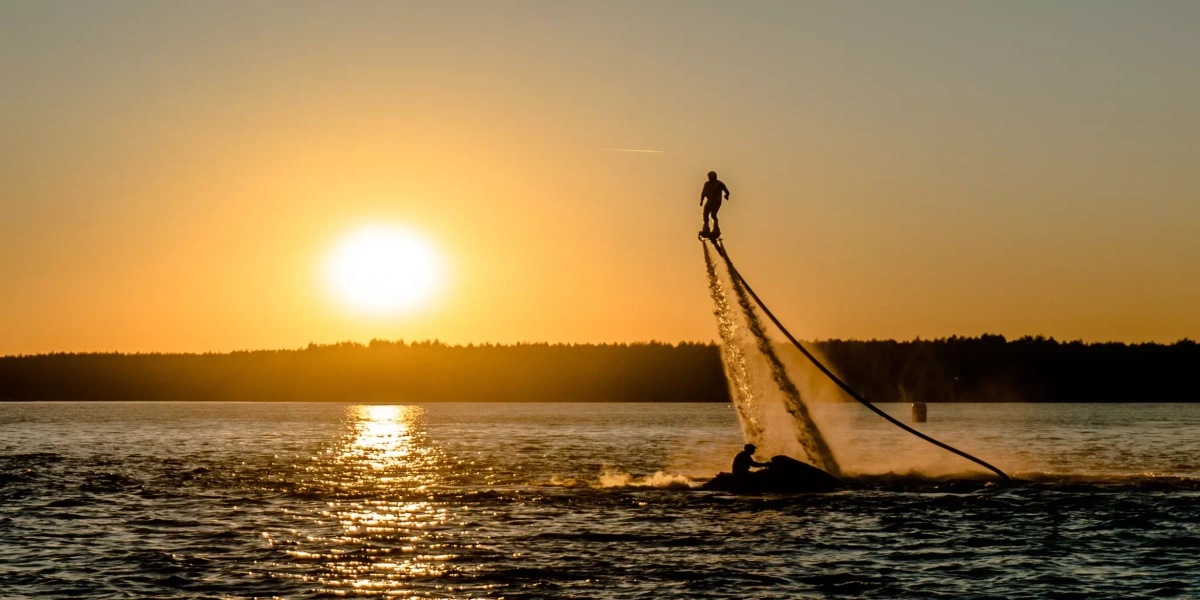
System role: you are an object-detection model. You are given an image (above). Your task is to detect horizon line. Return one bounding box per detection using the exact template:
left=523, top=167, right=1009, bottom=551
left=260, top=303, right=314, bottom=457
left=4, top=334, right=1196, bottom=358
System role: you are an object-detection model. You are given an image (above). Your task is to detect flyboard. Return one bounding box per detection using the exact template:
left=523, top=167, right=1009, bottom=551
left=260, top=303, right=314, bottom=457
left=698, top=232, right=1011, bottom=493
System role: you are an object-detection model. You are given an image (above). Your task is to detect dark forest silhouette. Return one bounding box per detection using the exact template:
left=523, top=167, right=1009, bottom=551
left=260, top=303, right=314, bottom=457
left=0, top=336, right=1196, bottom=402
left=811, top=335, right=1199, bottom=403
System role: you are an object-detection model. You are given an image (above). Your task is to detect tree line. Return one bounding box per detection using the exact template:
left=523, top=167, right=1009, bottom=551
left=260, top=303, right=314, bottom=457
left=810, top=334, right=1199, bottom=402
left=0, top=336, right=1196, bottom=402
left=0, top=341, right=728, bottom=402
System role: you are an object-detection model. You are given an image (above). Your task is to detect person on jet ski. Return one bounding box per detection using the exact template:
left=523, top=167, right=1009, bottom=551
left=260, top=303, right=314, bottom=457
left=732, top=443, right=769, bottom=478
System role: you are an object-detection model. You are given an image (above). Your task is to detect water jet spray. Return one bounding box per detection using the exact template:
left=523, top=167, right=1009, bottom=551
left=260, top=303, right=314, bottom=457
left=703, top=238, right=1010, bottom=482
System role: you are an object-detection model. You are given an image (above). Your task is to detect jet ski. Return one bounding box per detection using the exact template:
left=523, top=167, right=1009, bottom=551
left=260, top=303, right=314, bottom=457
left=701, top=455, right=840, bottom=494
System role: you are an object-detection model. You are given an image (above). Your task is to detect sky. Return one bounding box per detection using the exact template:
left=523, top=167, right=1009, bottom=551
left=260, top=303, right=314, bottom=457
left=2, top=1, right=1198, bottom=354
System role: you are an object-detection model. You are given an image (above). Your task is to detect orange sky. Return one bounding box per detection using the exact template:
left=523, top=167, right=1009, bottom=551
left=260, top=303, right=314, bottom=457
left=2, top=2, right=1199, bottom=354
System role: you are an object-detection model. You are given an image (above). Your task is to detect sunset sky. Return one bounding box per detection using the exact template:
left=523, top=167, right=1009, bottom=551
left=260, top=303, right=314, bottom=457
left=3, top=1, right=1198, bottom=354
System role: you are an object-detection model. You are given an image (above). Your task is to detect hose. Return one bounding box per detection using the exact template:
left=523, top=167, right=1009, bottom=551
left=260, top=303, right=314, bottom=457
left=710, top=239, right=1011, bottom=482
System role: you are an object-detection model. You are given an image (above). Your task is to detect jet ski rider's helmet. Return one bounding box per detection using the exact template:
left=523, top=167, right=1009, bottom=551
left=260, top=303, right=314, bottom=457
left=708, top=171, right=718, bottom=181
left=744, top=443, right=756, bottom=452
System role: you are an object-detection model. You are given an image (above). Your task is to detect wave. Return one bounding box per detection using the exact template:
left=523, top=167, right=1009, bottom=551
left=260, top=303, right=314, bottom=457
left=544, top=470, right=700, bottom=490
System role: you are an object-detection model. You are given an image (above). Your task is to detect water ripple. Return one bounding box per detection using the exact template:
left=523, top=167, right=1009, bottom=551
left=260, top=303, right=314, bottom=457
left=1, top=402, right=1199, bottom=599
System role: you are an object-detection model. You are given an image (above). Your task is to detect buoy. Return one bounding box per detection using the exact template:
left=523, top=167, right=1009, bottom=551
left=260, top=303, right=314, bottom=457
left=911, top=401, right=927, bottom=423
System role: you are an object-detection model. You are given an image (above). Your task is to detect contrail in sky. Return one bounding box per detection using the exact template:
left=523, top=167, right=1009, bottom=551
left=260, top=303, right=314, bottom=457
left=602, top=148, right=665, bottom=153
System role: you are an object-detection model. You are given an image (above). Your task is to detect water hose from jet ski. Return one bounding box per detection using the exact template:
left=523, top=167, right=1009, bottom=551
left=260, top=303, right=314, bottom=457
left=710, top=239, right=1011, bottom=482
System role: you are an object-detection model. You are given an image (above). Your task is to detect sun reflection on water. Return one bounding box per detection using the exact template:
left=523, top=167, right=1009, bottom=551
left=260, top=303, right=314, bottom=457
left=347, top=405, right=420, bottom=470
left=288, top=405, right=469, bottom=596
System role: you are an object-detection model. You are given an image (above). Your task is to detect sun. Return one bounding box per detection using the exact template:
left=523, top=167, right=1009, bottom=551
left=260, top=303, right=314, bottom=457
left=323, top=224, right=444, bottom=315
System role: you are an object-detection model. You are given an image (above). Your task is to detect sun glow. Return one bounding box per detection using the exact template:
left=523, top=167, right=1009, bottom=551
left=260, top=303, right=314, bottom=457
left=323, top=225, right=444, bottom=315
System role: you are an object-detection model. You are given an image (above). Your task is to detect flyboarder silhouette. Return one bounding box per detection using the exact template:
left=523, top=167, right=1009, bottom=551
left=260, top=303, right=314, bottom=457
left=699, top=171, right=730, bottom=239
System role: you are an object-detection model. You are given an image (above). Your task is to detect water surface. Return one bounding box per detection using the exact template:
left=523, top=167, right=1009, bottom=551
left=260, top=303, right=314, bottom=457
left=1, top=402, right=1197, bottom=599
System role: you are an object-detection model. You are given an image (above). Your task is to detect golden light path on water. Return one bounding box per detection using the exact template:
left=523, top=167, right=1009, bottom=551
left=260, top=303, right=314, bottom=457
left=277, top=405, right=476, bottom=597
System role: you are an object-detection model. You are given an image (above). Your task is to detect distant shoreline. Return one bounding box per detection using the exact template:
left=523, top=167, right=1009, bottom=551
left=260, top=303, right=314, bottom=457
left=2, top=337, right=1197, bottom=403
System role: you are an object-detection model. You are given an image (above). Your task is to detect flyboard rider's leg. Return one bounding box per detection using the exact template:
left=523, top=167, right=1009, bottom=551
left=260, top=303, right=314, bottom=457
left=700, top=200, right=712, bottom=236
left=708, top=199, right=722, bottom=238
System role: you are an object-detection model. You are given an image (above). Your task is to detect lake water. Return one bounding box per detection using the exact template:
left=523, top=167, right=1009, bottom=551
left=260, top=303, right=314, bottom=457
left=1, top=402, right=1198, bottom=599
